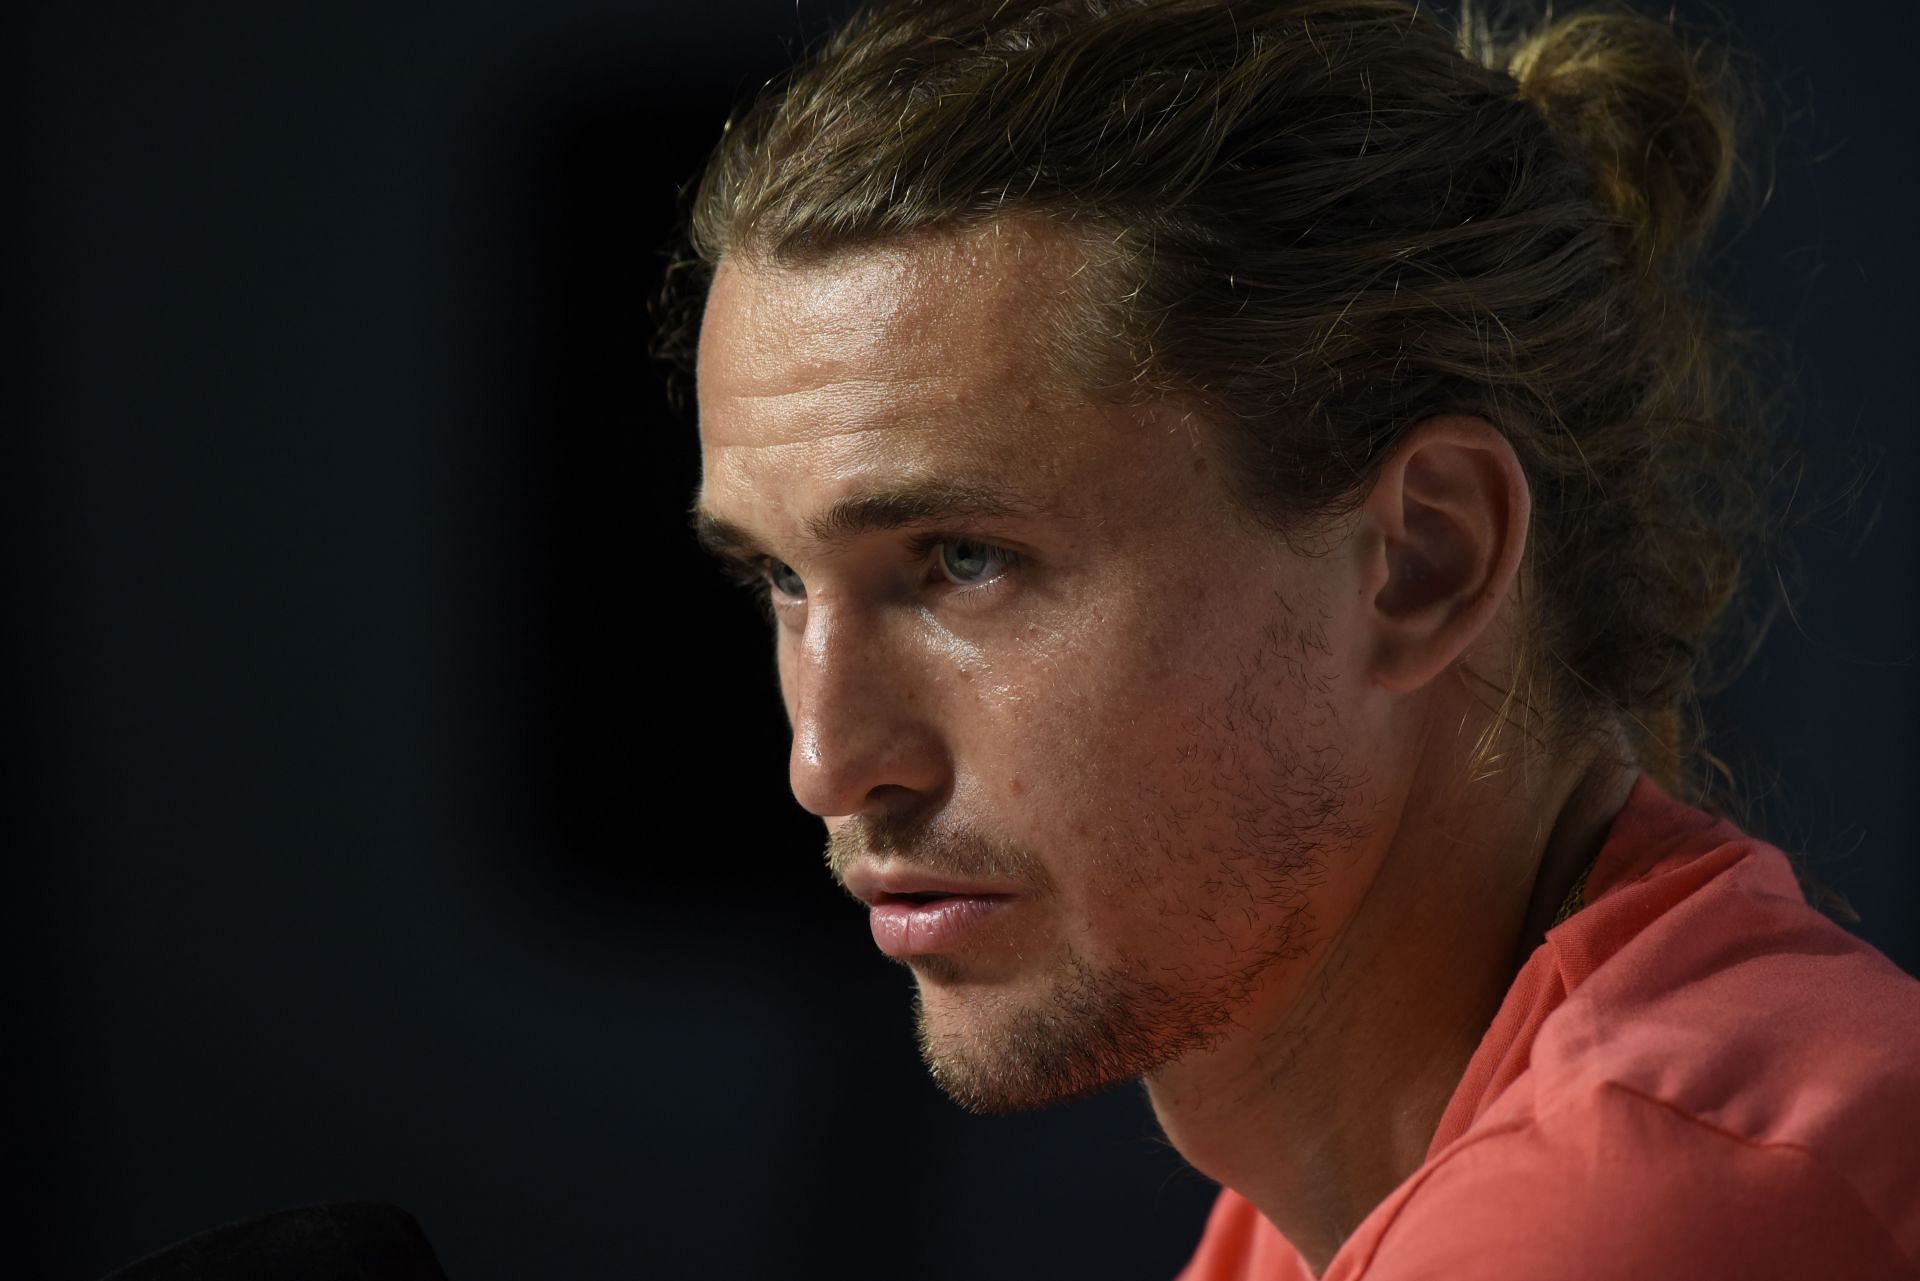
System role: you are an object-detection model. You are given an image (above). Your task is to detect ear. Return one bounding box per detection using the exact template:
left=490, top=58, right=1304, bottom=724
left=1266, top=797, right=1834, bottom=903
left=1358, top=415, right=1531, bottom=694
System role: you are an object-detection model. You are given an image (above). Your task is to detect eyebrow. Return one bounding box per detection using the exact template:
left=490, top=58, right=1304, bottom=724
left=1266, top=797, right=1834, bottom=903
left=691, top=479, right=1045, bottom=565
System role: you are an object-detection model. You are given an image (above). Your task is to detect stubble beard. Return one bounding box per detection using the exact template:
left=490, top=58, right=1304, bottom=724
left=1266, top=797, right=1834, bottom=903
left=829, top=598, right=1365, bottom=1115
left=908, top=949, right=1249, bottom=1115
left=827, top=816, right=1223, bottom=1113
left=904, top=839, right=1328, bottom=1114
left=831, top=800, right=1350, bottom=1117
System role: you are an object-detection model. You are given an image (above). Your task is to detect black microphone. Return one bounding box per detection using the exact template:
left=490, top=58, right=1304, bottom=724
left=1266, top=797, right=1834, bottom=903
left=99, top=1202, right=451, bottom=1280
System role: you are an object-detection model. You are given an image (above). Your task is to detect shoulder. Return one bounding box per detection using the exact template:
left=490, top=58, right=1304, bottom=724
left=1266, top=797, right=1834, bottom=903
left=1360, top=1083, right=1917, bottom=1280
left=1399, top=777, right=1920, bottom=1278
left=1525, top=834, right=1920, bottom=1246
left=1446, top=796, right=1920, bottom=1278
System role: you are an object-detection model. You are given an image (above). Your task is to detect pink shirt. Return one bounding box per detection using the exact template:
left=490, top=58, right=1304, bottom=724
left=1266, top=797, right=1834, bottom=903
left=1179, top=776, right=1920, bottom=1280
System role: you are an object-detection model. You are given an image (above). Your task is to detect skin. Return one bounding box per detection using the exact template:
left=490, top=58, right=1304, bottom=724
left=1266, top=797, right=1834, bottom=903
left=694, top=219, right=1637, bottom=1276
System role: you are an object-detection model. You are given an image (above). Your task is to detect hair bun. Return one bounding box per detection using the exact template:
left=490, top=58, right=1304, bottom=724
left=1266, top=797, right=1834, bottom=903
left=1506, top=11, right=1738, bottom=265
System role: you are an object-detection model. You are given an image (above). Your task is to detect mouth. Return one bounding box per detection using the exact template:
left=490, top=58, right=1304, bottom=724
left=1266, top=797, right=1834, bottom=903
left=839, top=863, right=1025, bottom=958
left=878, top=890, right=966, bottom=906
left=841, top=864, right=1019, bottom=909
left=866, top=892, right=1016, bottom=958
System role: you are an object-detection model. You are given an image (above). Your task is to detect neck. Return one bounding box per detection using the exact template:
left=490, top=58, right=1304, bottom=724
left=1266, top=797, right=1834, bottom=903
left=1144, top=724, right=1637, bottom=1275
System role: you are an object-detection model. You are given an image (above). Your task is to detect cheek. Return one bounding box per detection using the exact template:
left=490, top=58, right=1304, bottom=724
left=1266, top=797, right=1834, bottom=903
left=1031, top=600, right=1229, bottom=771
left=970, top=614, right=1202, bottom=863
left=1024, top=593, right=1347, bottom=871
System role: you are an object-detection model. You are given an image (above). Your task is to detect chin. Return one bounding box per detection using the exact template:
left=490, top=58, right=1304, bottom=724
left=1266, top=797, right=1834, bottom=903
left=909, top=956, right=1228, bottom=1115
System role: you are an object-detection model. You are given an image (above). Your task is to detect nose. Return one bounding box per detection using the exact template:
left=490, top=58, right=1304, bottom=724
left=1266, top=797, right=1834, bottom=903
left=784, top=601, right=950, bottom=821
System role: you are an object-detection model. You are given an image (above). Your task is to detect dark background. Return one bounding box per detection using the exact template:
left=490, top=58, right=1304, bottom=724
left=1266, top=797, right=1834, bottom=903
left=7, top=1, right=1916, bottom=1277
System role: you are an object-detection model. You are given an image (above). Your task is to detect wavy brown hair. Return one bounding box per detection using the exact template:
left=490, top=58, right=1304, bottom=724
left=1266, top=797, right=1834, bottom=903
left=658, top=0, right=1780, bottom=802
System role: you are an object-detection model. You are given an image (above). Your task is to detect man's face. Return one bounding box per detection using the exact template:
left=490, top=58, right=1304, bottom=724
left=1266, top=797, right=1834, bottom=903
left=695, top=223, right=1390, bottom=1112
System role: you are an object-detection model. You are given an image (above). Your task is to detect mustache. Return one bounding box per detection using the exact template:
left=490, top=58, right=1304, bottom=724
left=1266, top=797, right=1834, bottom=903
left=825, top=814, right=1053, bottom=894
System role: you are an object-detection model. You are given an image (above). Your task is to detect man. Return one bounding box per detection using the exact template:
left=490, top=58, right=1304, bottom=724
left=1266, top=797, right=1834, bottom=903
left=666, top=1, right=1920, bottom=1275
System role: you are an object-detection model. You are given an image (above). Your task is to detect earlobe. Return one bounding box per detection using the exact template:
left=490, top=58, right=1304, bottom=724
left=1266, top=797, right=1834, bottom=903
left=1363, top=416, right=1530, bottom=694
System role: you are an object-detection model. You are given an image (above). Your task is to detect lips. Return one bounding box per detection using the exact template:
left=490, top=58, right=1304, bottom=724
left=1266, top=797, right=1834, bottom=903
left=866, top=893, right=1015, bottom=957
left=842, top=867, right=1020, bottom=958
left=842, top=866, right=1014, bottom=906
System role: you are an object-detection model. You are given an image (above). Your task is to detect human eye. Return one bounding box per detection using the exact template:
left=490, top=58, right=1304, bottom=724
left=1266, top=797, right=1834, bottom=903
left=720, top=556, right=806, bottom=620
left=763, top=559, right=806, bottom=600
left=916, top=536, right=1018, bottom=590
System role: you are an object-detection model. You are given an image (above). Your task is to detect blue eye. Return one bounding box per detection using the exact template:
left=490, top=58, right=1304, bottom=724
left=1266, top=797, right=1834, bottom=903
left=766, top=560, right=806, bottom=599
left=937, top=539, right=1011, bottom=585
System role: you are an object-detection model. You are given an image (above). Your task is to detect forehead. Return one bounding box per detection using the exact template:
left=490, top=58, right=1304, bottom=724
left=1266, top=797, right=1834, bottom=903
left=695, top=222, right=1117, bottom=522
